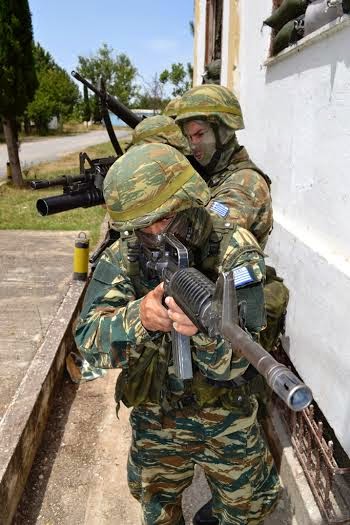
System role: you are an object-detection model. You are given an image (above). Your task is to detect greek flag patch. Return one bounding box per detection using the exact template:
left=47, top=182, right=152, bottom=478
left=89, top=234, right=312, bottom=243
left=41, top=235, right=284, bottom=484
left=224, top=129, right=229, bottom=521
left=233, top=266, right=255, bottom=288
left=209, top=201, right=229, bottom=218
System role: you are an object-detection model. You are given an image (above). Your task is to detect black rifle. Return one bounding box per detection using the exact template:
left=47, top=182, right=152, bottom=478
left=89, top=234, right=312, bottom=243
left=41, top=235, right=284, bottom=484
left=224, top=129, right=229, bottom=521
left=146, top=233, right=312, bottom=412
left=31, top=73, right=207, bottom=265
left=30, top=72, right=146, bottom=217
left=31, top=72, right=205, bottom=219
left=31, top=152, right=115, bottom=216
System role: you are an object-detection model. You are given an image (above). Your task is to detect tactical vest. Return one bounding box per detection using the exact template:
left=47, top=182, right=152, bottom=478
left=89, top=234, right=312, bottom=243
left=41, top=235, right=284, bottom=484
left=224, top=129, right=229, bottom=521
left=114, top=220, right=271, bottom=414
left=209, top=153, right=272, bottom=194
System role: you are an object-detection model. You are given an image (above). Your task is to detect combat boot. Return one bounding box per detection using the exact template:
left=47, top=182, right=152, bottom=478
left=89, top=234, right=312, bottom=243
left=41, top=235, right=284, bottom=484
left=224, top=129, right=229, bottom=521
left=193, top=500, right=218, bottom=525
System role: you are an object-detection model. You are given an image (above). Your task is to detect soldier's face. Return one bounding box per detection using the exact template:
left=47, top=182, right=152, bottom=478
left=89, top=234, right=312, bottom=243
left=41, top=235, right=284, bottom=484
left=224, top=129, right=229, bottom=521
left=183, top=120, right=216, bottom=166
left=141, top=216, right=175, bottom=235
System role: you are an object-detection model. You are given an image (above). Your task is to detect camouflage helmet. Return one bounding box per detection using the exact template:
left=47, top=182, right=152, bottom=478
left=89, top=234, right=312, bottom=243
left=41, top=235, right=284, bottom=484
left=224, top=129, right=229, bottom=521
left=103, top=143, right=210, bottom=231
left=130, top=114, right=190, bottom=155
left=175, top=85, right=244, bottom=131
left=163, top=97, right=181, bottom=118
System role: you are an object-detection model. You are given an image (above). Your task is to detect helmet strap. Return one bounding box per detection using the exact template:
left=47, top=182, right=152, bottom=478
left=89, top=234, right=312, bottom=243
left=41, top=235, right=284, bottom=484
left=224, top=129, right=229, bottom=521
left=201, top=123, right=224, bottom=174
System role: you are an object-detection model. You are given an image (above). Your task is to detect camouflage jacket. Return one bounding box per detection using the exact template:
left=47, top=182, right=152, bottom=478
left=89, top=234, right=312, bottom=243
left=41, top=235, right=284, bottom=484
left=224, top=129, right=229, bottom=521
left=74, top=224, right=266, bottom=409
left=207, top=147, right=273, bottom=250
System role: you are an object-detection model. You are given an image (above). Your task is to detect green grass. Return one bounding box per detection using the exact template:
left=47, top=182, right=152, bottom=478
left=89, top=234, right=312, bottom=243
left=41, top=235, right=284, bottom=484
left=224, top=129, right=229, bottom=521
left=0, top=141, right=125, bottom=248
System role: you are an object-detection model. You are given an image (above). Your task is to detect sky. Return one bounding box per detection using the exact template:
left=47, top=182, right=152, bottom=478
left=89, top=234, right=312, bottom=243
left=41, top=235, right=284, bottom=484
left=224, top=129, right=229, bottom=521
left=29, top=0, right=195, bottom=90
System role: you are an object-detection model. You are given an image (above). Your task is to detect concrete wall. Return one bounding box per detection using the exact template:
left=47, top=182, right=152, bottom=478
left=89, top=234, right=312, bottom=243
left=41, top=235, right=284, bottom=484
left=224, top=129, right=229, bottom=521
left=236, top=1, right=350, bottom=456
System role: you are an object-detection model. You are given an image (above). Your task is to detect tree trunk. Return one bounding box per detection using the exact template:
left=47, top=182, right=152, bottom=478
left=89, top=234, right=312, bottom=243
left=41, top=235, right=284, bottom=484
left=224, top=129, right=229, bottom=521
left=3, top=117, right=23, bottom=186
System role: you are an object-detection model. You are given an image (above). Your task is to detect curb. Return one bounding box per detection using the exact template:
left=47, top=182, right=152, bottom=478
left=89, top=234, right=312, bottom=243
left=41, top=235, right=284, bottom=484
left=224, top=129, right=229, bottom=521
left=0, top=280, right=86, bottom=525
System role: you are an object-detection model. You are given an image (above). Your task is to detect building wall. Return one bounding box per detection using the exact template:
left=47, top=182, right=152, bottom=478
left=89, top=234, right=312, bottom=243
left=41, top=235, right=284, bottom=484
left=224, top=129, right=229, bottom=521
left=236, top=1, right=350, bottom=456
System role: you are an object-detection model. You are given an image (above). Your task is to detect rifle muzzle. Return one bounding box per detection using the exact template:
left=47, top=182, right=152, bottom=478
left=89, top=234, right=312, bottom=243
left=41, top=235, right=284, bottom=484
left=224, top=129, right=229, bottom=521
left=36, top=188, right=104, bottom=216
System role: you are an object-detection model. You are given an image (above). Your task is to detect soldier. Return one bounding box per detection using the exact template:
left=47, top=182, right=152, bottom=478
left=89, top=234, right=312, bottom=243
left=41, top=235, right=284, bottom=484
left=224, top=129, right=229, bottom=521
left=128, top=113, right=190, bottom=154
left=75, top=143, right=280, bottom=525
left=163, top=96, right=182, bottom=119
left=175, top=85, right=273, bottom=250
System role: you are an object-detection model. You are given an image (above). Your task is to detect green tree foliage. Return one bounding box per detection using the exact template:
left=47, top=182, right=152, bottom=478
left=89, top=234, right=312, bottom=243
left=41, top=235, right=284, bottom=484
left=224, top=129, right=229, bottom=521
left=159, top=62, right=192, bottom=97
left=0, top=0, right=37, bottom=116
left=77, top=43, right=138, bottom=106
left=27, top=43, right=79, bottom=133
left=27, top=67, right=79, bottom=133
left=0, top=0, right=37, bottom=186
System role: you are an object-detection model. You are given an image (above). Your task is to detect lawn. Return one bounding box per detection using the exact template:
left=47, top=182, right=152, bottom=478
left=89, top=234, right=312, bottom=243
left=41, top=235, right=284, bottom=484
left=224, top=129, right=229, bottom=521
left=0, top=141, right=123, bottom=248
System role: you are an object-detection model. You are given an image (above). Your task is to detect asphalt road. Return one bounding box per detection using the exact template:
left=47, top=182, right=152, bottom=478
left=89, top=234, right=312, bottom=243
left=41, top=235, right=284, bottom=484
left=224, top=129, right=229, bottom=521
left=0, top=129, right=130, bottom=178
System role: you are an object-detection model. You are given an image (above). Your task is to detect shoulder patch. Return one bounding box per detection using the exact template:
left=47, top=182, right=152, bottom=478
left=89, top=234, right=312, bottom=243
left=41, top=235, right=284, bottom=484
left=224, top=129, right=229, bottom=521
left=209, top=201, right=229, bottom=218
left=233, top=265, right=257, bottom=288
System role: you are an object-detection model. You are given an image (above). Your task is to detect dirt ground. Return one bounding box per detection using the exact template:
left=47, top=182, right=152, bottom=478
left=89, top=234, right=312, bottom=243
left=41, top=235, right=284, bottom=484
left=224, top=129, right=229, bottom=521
left=14, top=369, right=296, bottom=525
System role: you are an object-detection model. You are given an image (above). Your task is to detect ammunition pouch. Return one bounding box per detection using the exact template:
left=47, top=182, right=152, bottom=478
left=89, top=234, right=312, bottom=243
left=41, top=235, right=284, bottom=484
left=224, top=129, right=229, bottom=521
left=260, top=265, right=290, bottom=352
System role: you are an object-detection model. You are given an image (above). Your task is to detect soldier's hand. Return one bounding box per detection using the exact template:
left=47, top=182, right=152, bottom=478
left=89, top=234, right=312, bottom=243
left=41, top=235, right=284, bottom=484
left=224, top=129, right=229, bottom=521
left=165, top=296, right=199, bottom=336
left=140, top=283, right=173, bottom=332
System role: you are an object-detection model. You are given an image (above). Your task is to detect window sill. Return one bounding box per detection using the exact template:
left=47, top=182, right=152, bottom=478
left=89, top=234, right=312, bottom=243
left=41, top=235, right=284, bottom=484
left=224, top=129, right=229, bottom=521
left=264, top=14, right=350, bottom=66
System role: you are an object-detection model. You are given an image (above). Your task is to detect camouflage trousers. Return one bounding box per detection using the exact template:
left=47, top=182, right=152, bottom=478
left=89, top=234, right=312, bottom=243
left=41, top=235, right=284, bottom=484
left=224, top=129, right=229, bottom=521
left=127, top=397, right=280, bottom=525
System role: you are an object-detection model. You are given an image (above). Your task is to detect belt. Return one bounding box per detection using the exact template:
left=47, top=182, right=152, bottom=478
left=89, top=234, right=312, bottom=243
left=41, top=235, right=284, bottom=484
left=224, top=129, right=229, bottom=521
left=171, top=366, right=264, bottom=411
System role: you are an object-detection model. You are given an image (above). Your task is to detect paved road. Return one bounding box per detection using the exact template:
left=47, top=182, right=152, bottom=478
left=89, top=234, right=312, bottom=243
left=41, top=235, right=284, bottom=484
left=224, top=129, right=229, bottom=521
left=0, top=129, right=130, bottom=178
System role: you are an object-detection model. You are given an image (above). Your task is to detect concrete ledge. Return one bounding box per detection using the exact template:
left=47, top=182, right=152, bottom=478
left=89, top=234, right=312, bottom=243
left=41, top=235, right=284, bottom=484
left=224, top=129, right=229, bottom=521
left=269, top=407, right=326, bottom=525
left=0, top=280, right=86, bottom=525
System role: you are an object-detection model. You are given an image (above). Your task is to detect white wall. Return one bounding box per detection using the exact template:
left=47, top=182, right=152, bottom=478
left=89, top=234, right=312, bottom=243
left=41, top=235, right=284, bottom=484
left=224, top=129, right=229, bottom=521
left=237, top=1, right=350, bottom=456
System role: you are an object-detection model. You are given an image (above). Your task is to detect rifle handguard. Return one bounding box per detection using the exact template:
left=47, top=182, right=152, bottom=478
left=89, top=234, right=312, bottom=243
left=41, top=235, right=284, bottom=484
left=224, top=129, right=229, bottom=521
left=167, top=268, right=313, bottom=412
left=166, top=267, right=215, bottom=334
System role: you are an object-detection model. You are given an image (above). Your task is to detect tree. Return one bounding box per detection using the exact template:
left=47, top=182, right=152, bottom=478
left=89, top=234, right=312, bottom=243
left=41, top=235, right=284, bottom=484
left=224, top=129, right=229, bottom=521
left=134, top=74, right=168, bottom=111
left=76, top=43, right=138, bottom=107
left=27, top=66, right=79, bottom=134
left=27, top=43, right=79, bottom=134
left=159, top=62, right=192, bottom=97
left=0, top=0, right=37, bottom=186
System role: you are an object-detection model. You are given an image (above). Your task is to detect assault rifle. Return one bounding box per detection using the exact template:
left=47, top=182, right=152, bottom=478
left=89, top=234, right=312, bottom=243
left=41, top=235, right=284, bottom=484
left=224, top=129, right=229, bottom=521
left=31, top=71, right=145, bottom=217
left=31, top=71, right=205, bottom=219
left=143, top=232, right=313, bottom=412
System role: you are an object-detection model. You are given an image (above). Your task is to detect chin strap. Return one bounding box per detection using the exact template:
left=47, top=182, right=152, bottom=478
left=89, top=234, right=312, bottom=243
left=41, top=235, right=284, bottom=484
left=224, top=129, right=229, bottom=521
left=201, top=124, right=225, bottom=176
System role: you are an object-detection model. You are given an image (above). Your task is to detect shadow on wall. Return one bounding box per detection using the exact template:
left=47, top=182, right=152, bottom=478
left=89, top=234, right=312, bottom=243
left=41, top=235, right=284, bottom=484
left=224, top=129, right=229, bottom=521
left=265, top=21, right=350, bottom=99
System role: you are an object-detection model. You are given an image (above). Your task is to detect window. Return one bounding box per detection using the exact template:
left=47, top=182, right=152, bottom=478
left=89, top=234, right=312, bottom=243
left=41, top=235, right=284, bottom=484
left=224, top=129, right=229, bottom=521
left=265, top=0, right=349, bottom=58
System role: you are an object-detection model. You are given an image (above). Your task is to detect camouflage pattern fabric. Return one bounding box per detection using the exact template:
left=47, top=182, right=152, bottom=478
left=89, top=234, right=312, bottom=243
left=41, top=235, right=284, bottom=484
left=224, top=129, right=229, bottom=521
left=209, top=146, right=273, bottom=250
left=74, top=143, right=280, bottom=524
left=65, top=351, right=106, bottom=383
left=163, top=97, right=182, bottom=118
left=128, top=403, right=279, bottom=525
left=129, top=114, right=190, bottom=155
left=175, top=85, right=244, bottom=131
left=75, top=227, right=280, bottom=524
left=103, top=143, right=210, bottom=231
left=176, top=85, right=272, bottom=249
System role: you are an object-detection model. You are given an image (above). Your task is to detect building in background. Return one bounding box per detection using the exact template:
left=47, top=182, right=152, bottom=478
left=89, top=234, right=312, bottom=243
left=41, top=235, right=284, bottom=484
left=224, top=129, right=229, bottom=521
left=193, top=0, right=350, bottom=461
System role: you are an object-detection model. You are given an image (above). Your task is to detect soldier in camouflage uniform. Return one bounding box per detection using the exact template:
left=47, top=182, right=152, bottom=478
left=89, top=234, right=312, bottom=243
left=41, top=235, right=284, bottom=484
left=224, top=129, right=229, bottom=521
left=129, top=114, right=190, bottom=155
left=163, top=96, right=182, bottom=118
left=75, top=143, right=280, bottom=525
left=176, top=85, right=273, bottom=250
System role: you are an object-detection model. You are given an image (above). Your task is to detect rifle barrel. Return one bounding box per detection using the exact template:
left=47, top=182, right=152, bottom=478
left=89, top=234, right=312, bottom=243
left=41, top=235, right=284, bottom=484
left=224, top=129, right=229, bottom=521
left=30, top=174, right=87, bottom=190
left=71, top=70, right=142, bottom=129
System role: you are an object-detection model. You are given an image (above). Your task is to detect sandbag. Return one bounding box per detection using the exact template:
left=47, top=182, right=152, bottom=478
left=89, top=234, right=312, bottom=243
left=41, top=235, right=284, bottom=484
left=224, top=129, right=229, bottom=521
left=264, top=0, right=309, bottom=31
left=304, top=0, right=343, bottom=36
left=272, top=15, right=305, bottom=54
